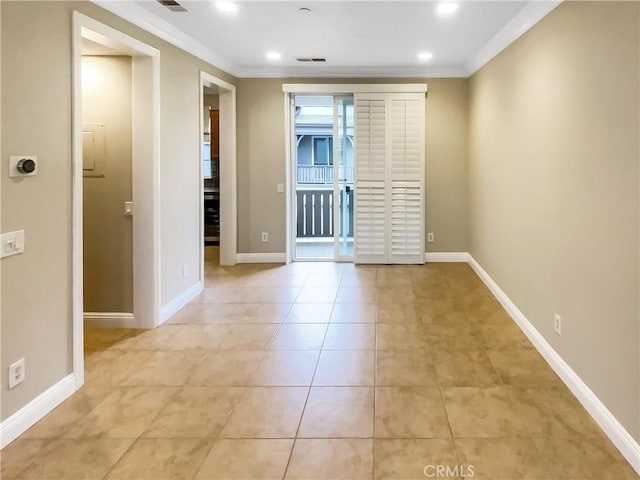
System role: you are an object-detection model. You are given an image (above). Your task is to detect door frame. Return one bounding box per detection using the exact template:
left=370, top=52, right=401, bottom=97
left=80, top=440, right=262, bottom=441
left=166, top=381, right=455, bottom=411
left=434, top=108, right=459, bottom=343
left=71, top=12, right=161, bottom=389
left=199, top=71, right=237, bottom=275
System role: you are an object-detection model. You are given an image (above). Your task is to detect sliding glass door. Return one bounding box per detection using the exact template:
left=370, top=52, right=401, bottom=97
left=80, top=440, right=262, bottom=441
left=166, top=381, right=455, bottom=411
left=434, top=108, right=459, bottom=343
left=293, top=94, right=354, bottom=261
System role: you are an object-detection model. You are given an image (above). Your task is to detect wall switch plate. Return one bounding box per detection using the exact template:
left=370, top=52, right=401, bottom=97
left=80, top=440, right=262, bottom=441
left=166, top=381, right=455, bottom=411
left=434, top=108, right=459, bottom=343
left=554, top=313, right=562, bottom=336
left=183, top=264, right=189, bottom=278
left=1, top=230, right=25, bottom=258
left=124, top=202, right=133, bottom=216
left=427, top=232, right=434, bottom=243
left=8, top=358, right=25, bottom=389
left=9, top=155, right=38, bottom=177
left=277, top=183, right=284, bottom=193
left=261, top=232, right=268, bottom=242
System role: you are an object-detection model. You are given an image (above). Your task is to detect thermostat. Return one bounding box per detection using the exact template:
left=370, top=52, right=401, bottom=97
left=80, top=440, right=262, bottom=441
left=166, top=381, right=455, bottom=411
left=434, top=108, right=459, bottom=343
left=9, top=156, right=38, bottom=177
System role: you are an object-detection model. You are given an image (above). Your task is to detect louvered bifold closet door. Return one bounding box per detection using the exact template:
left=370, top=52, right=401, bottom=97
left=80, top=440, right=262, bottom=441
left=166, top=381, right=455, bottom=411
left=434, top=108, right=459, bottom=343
left=389, top=94, right=425, bottom=264
left=354, top=92, right=425, bottom=264
left=353, top=94, right=388, bottom=263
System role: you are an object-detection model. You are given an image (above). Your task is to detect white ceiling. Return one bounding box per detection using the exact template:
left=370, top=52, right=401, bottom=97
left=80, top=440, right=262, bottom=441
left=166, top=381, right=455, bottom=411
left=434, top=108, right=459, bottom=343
left=94, top=0, right=561, bottom=78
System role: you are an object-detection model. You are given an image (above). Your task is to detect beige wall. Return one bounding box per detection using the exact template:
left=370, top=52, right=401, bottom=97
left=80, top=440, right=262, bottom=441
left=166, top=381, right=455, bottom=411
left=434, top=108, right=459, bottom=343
left=236, top=77, right=469, bottom=254
left=82, top=55, right=133, bottom=313
left=469, top=1, right=640, bottom=440
left=0, top=0, right=235, bottom=420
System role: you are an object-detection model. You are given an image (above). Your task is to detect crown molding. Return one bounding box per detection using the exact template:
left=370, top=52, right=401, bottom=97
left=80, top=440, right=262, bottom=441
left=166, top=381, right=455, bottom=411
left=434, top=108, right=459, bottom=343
left=92, top=0, right=562, bottom=80
left=463, top=1, right=563, bottom=76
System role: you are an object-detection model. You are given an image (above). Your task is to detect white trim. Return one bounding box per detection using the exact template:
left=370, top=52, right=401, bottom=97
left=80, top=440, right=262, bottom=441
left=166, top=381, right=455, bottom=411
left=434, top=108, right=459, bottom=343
left=83, top=312, right=136, bottom=328
left=468, top=254, right=640, bottom=475
left=284, top=93, right=294, bottom=264
left=237, top=253, right=287, bottom=264
left=243, top=66, right=464, bottom=79
left=72, top=13, right=161, bottom=394
left=283, top=84, right=428, bottom=94
left=159, top=281, right=203, bottom=325
left=0, top=374, right=76, bottom=449
left=463, top=1, right=563, bottom=76
left=424, top=252, right=469, bottom=263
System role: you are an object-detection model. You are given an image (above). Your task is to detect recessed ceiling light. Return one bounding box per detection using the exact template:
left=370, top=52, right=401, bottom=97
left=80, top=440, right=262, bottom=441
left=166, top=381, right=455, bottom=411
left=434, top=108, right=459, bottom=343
left=216, top=2, right=237, bottom=12
left=436, top=2, right=459, bottom=17
left=266, top=51, right=282, bottom=61
left=418, top=52, right=433, bottom=61
left=299, top=7, right=312, bottom=14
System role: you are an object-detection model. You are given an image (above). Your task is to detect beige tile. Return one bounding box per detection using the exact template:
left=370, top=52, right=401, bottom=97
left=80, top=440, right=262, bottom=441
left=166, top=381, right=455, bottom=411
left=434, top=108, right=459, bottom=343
left=455, top=437, right=551, bottom=479
left=118, top=350, right=208, bottom=386
left=341, top=270, right=377, bottom=287
left=143, top=387, right=243, bottom=438
left=66, top=387, right=177, bottom=438
left=188, top=350, right=265, bottom=386
left=417, top=297, right=466, bottom=323
left=463, top=295, right=505, bottom=322
left=108, top=325, right=207, bottom=350
left=196, top=439, right=293, bottom=480
left=250, top=350, right=319, bottom=386
left=84, top=328, right=142, bottom=352
left=533, top=435, right=638, bottom=479
left=240, top=303, right=292, bottom=323
left=296, top=287, right=339, bottom=303
left=16, top=438, right=134, bottom=480
left=196, top=287, right=261, bottom=303
left=336, top=286, right=377, bottom=304
left=423, top=322, right=484, bottom=350
left=314, top=350, right=375, bottom=386
left=106, top=438, right=212, bottom=480
left=376, top=303, right=421, bottom=324
left=270, top=323, right=328, bottom=350
left=202, top=324, right=280, bottom=350
left=84, top=350, right=155, bottom=386
left=285, top=303, right=334, bottom=323
left=442, top=386, right=528, bottom=437
left=375, top=387, right=450, bottom=438
left=304, top=273, right=343, bottom=287
left=375, top=350, right=438, bottom=386
left=477, top=323, right=534, bottom=350
left=376, top=324, right=427, bottom=350
left=286, top=439, right=374, bottom=479
left=376, top=288, right=417, bottom=305
left=487, top=349, right=562, bottom=386
left=323, top=323, right=376, bottom=350
left=375, top=438, right=459, bottom=480
left=0, top=439, right=51, bottom=479
left=331, top=303, right=376, bottom=323
left=432, top=349, right=500, bottom=386
left=168, top=304, right=249, bottom=324
left=221, top=387, right=308, bottom=438
left=252, top=287, right=301, bottom=303
left=512, top=387, right=604, bottom=438
left=21, top=387, right=113, bottom=438
left=299, top=387, right=374, bottom=438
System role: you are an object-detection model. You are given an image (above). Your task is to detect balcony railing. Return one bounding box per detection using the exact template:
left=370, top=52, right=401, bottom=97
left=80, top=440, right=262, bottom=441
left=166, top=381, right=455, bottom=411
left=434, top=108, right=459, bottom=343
left=297, top=165, right=354, bottom=184
left=296, top=189, right=354, bottom=238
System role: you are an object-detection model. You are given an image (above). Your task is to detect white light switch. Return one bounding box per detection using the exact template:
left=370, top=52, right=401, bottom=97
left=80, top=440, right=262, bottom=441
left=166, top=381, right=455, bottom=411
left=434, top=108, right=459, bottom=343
left=124, top=202, right=133, bottom=216
left=277, top=183, right=284, bottom=193
left=1, top=230, right=25, bottom=258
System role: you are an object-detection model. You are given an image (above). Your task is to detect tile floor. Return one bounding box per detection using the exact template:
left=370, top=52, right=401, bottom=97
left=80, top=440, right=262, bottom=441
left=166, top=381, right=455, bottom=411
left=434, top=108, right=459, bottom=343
left=1, top=260, right=638, bottom=479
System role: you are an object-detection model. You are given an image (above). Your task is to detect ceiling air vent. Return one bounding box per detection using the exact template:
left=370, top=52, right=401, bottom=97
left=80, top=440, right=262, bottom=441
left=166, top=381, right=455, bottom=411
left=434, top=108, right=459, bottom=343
left=296, top=58, right=327, bottom=63
left=157, top=0, right=187, bottom=12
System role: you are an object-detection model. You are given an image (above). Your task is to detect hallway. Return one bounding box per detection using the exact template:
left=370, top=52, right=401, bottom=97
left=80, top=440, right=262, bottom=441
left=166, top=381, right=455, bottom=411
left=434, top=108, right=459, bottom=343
left=1, top=260, right=636, bottom=479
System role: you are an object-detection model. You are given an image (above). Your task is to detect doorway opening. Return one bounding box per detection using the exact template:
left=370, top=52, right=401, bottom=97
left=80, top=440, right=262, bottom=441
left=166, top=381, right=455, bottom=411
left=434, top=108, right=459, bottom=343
left=291, top=95, right=354, bottom=262
left=199, top=71, right=237, bottom=281
left=72, top=12, right=161, bottom=388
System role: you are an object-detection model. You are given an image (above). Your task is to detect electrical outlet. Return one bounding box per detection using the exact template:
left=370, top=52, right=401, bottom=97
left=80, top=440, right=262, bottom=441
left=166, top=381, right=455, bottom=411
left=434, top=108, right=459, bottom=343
left=427, top=232, right=434, bottom=243
left=183, top=264, right=189, bottom=278
left=554, top=313, right=562, bottom=336
left=261, top=232, right=268, bottom=242
left=9, top=358, right=25, bottom=389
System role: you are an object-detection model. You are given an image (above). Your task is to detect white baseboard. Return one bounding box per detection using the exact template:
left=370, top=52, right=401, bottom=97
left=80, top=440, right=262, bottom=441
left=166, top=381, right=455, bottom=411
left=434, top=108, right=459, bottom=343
left=0, top=373, right=76, bottom=449
left=424, top=252, right=469, bottom=263
left=83, top=312, right=135, bottom=328
left=159, top=281, right=203, bottom=325
left=237, top=253, right=287, bottom=263
left=467, top=254, right=640, bottom=475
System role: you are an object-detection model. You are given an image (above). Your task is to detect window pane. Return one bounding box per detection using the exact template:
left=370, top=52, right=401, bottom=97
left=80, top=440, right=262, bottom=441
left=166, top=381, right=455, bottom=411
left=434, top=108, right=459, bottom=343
left=314, top=137, right=333, bottom=166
